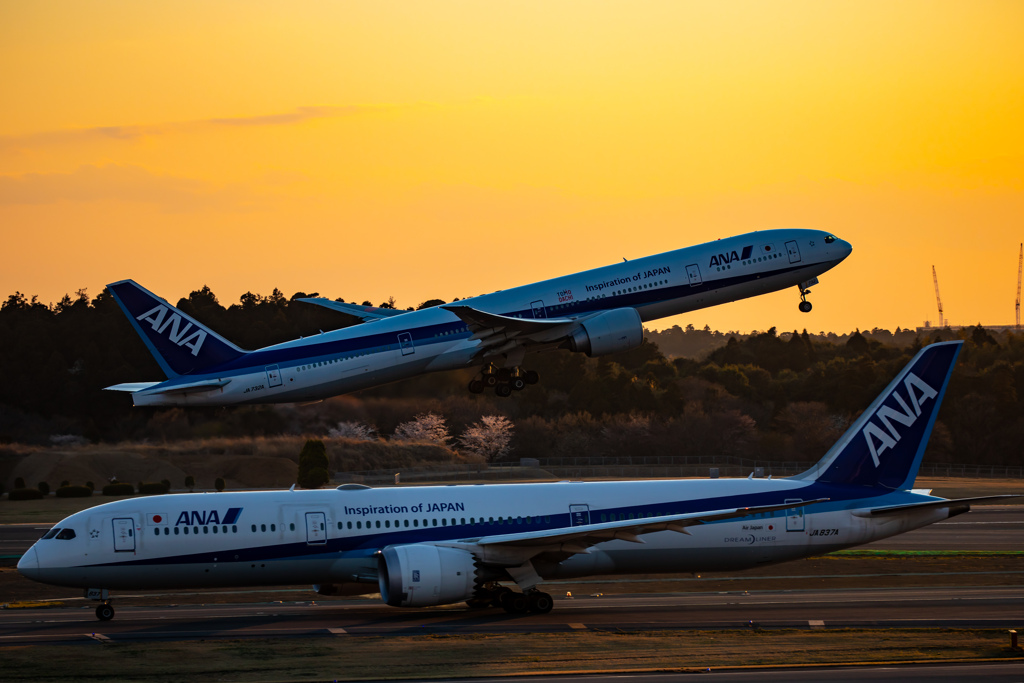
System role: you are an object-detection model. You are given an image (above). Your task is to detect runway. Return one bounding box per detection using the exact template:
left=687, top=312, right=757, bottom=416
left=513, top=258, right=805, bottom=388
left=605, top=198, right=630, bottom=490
left=1, top=585, right=1021, bottom=645
left=393, top=663, right=1024, bottom=683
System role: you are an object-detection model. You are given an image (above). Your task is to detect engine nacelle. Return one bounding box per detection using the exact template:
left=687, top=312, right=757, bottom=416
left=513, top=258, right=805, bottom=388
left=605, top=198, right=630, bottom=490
left=378, top=544, right=479, bottom=607
left=566, top=308, right=644, bottom=357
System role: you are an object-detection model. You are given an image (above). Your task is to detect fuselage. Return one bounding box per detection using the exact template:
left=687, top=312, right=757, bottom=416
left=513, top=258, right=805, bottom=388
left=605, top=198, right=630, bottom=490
left=18, top=478, right=946, bottom=592
left=129, top=228, right=851, bottom=406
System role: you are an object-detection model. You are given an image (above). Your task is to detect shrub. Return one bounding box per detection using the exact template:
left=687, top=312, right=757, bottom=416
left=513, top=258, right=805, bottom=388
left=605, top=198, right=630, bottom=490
left=214, top=477, right=225, bottom=492
left=14, top=477, right=25, bottom=489
left=327, top=421, right=377, bottom=441
left=85, top=481, right=95, bottom=491
left=297, top=439, right=329, bottom=489
left=102, top=482, right=135, bottom=496
left=458, top=415, right=515, bottom=462
left=8, top=488, right=44, bottom=501
left=138, top=482, right=169, bottom=495
left=59, top=480, right=70, bottom=488
left=56, top=485, right=92, bottom=498
left=185, top=475, right=195, bottom=492
left=160, top=478, right=171, bottom=492
left=392, top=412, right=451, bottom=445
left=37, top=482, right=50, bottom=496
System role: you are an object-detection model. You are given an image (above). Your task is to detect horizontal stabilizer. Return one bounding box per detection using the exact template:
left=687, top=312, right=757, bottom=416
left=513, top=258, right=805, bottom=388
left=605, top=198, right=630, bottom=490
left=858, top=494, right=1020, bottom=516
left=104, top=378, right=231, bottom=396
left=299, top=298, right=407, bottom=322
left=103, top=382, right=161, bottom=393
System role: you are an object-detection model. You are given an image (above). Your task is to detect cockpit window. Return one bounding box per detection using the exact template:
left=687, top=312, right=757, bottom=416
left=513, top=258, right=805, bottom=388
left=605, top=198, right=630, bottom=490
left=41, top=528, right=60, bottom=540
left=55, top=528, right=76, bottom=540
left=824, top=235, right=836, bottom=244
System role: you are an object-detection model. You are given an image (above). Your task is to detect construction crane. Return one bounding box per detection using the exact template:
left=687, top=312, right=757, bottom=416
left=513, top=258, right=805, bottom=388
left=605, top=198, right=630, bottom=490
left=932, top=265, right=944, bottom=328
left=1017, top=243, right=1022, bottom=330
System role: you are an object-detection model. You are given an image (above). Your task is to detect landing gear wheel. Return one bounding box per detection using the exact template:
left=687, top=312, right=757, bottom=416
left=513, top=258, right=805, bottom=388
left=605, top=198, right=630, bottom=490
left=495, top=383, right=513, bottom=398
left=511, top=377, right=526, bottom=391
left=468, top=379, right=485, bottom=394
left=483, top=374, right=498, bottom=387
left=525, top=370, right=539, bottom=385
left=490, top=586, right=513, bottom=608
left=96, top=603, right=114, bottom=621
left=527, top=591, right=554, bottom=614
left=501, top=591, right=529, bottom=614
left=799, top=300, right=812, bottom=313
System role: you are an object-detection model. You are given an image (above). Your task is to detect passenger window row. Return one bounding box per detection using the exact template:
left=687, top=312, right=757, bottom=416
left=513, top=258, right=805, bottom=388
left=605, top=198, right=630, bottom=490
left=154, top=525, right=239, bottom=536
left=337, top=515, right=553, bottom=530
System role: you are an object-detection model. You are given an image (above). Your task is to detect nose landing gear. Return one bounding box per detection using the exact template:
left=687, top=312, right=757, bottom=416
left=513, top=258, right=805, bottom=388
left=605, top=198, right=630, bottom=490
left=797, top=277, right=819, bottom=313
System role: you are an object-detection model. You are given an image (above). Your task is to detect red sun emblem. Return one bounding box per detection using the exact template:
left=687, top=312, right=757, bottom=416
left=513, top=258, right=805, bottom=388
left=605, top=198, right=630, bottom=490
left=152, top=515, right=162, bottom=523
left=768, top=525, right=773, bottom=530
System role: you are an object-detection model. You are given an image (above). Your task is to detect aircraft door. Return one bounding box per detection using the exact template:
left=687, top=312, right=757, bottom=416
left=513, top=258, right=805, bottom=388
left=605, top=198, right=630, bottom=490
left=112, top=517, right=136, bottom=552
left=531, top=300, right=546, bottom=319
left=266, top=365, right=282, bottom=388
left=685, top=264, right=702, bottom=286
left=784, top=499, right=805, bottom=532
left=569, top=504, right=590, bottom=526
left=785, top=240, right=802, bottom=264
left=305, top=512, right=327, bottom=545
left=398, top=332, right=415, bottom=356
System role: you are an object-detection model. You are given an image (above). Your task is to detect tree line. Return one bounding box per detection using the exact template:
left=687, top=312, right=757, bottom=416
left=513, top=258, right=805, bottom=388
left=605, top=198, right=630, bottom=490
left=1, top=286, right=1022, bottom=469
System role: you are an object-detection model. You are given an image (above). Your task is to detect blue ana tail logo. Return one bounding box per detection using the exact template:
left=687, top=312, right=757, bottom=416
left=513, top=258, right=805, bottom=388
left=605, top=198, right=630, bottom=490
left=797, top=341, right=961, bottom=490
left=106, top=279, right=246, bottom=377
left=862, top=372, right=937, bottom=467
left=136, top=305, right=208, bottom=357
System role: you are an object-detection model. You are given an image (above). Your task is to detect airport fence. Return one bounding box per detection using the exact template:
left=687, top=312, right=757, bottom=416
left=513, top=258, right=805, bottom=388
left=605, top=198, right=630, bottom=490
left=335, top=456, right=1023, bottom=486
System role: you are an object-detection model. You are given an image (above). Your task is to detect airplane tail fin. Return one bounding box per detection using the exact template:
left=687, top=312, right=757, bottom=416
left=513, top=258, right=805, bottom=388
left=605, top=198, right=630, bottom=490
left=106, top=280, right=247, bottom=378
left=791, top=341, right=962, bottom=491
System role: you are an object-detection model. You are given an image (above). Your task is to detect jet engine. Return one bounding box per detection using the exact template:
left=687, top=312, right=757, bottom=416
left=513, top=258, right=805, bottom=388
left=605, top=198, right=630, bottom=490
left=565, top=308, right=644, bottom=357
left=377, top=544, right=480, bottom=607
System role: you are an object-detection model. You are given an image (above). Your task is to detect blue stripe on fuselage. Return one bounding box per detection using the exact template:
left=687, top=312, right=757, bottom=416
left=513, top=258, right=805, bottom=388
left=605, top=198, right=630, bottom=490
left=79, top=481, right=908, bottom=570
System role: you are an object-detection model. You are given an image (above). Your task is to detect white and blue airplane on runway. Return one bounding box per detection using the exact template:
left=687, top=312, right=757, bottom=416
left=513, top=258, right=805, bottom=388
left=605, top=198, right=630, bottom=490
left=19, top=341, right=1016, bottom=620
left=104, top=228, right=851, bottom=405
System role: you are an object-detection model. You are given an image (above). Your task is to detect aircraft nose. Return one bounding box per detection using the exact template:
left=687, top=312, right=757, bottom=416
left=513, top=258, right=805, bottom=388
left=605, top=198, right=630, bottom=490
left=17, top=545, right=40, bottom=581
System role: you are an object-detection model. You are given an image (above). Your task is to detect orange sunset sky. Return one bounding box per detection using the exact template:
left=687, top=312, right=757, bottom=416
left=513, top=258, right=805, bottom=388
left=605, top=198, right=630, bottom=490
left=2, top=1, right=1022, bottom=335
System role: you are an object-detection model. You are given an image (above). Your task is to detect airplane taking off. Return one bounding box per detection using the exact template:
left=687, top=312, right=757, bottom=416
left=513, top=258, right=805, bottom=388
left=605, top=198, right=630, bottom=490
left=20, top=341, right=1017, bottom=621
left=104, top=229, right=851, bottom=405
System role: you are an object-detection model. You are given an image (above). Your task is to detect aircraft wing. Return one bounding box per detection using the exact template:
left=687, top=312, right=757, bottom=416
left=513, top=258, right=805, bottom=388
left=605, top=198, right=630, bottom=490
left=299, top=298, right=407, bottom=322
left=104, top=379, right=231, bottom=395
left=856, top=494, right=1020, bottom=516
left=442, top=305, right=578, bottom=358
left=443, top=499, right=829, bottom=563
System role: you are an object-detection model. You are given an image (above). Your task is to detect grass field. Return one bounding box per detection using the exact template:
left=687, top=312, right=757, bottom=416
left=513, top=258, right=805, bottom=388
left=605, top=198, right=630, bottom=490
left=1, top=629, right=1020, bottom=681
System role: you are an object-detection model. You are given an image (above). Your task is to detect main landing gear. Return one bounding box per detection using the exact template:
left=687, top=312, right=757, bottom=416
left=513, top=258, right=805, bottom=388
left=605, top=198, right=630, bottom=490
left=468, top=364, right=539, bottom=397
left=96, top=602, right=115, bottom=621
left=469, top=585, right=554, bottom=614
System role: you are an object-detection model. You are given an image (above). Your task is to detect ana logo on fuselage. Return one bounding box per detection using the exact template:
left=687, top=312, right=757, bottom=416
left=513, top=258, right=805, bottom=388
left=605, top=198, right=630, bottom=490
left=708, top=246, right=753, bottom=268
left=861, top=373, right=938, bottom=466
left=175, top=507, right=242, bottom=526
left=136, top=305, right=207, bottom=357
